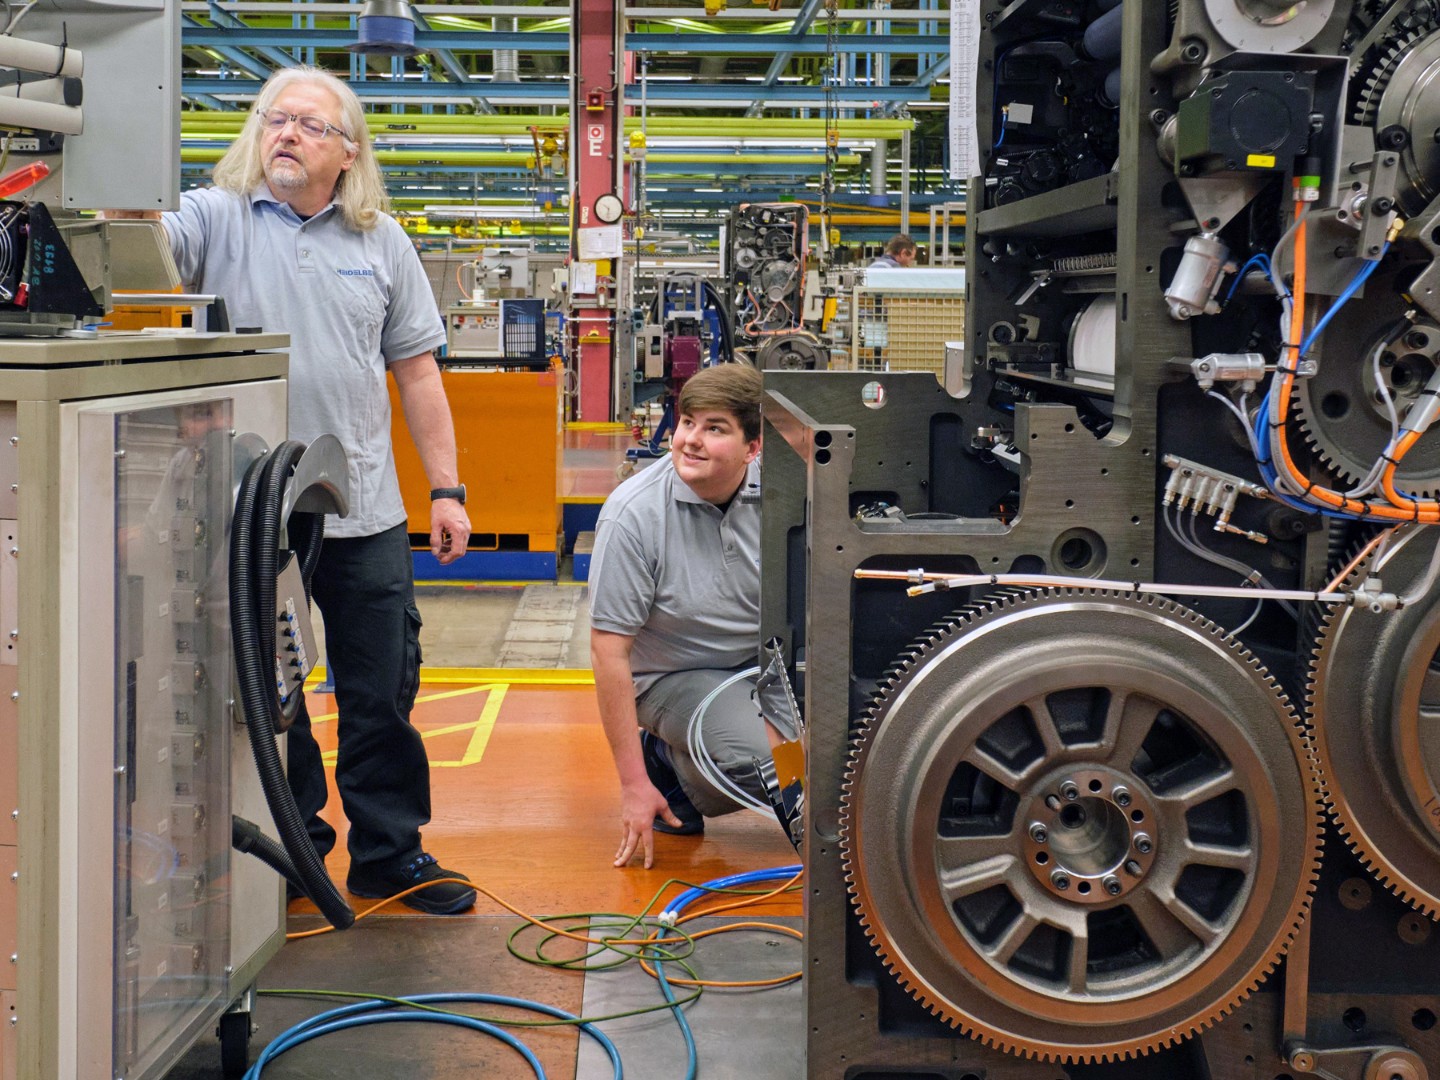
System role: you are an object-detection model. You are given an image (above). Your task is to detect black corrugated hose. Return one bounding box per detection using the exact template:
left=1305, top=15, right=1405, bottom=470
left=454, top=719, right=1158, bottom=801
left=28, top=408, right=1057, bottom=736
left=230, top=441, right=355, bottom=930
left=699, top=280, right=735, bottom=362
left=231, top=816, right=304, bottom=894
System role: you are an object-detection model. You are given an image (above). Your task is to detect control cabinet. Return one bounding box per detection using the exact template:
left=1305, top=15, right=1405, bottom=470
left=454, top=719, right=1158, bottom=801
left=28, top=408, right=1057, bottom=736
left=0, top=333, right=288, bottom=1080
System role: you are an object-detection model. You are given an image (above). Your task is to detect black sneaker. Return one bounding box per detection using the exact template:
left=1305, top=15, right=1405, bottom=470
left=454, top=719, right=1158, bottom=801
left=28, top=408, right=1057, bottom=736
left=640, top=731, right=704, bottom=835
left=346, top=852, right=477, bottom=914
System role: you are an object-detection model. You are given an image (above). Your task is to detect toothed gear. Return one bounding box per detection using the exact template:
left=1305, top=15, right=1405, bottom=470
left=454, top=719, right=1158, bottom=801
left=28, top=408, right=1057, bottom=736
left=1309, top=529, right=1440, bottom=918
left=1292, top=314, right=1440, bottom=498
left=1352, top=30, right=1430, bottom=126
left=1350, top=21, right=1440, bottom=216
left=839, top=590, right=1322, bottom=1063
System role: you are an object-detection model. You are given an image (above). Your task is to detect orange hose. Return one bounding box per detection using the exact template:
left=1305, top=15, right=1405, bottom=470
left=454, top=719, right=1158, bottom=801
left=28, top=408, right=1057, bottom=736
left=1324, top=526, right=1400, bottom=592
left=1267, top=203, right=1440, bottom=522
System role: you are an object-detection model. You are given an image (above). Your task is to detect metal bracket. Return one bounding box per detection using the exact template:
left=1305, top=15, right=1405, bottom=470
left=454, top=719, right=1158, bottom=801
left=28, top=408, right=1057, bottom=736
left=281, top=433, right=350, bottom=522
left=1355, top=150, right=1402, bottom=261
left=1399, top=191, right=1440, bottom=325
left=1284, top=1042, right=1428, bottom=1080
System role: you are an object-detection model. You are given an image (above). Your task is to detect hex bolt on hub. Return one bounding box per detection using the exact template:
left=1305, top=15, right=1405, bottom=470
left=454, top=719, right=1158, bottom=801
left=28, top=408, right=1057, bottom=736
left=1021, top=766, right=1164, bottom=903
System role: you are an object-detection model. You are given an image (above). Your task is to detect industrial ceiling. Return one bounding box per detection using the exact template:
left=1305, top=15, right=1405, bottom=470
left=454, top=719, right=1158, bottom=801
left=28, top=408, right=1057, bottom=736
left=178, top=1, right=957, bottom=241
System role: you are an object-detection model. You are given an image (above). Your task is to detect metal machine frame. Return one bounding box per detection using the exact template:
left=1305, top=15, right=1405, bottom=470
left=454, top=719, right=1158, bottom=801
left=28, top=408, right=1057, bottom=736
left=762, top=1, right=1440, bottom=1076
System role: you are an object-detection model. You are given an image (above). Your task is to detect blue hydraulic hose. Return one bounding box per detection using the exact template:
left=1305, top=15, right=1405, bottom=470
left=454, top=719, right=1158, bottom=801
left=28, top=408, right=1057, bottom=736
left=243, top=1009, right=544, bottom=1080
left=1224, top=253, right=1272, bottom=303
left=637, top=865, right=802, bottom=1080
left=661, top=864, right=803, bottom=923
left=243, top=992, right=624, bottom=1080
left=1250, top=246, right=1391, bottom=520
left=1299, top=246, right=1386, bottom=358
left=649, top=940, right=699, bottom=1080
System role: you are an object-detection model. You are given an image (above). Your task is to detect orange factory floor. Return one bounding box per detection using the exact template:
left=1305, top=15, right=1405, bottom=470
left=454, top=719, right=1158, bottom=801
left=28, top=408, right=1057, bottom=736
left=167, top=425, right=804, bottom=1080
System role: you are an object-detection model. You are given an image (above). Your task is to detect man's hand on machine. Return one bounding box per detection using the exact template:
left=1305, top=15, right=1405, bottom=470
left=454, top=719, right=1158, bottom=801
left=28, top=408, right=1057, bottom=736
left=614, top=780, right=681, bottom=869
left=430, top=498, right=470, bottom=565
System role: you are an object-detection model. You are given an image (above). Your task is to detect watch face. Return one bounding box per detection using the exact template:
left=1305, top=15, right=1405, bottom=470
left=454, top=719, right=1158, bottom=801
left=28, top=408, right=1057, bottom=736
left=594, top=193, right=624, bottom=224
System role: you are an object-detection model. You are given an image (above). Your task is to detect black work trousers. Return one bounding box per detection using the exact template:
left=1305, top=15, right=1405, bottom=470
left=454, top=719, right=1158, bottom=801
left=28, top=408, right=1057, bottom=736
left=286, top=523, right=431, bottom=870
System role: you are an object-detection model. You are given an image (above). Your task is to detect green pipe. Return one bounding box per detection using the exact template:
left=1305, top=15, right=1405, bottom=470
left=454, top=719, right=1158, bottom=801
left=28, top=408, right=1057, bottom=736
left=181, top=147, right=862, bottom=167
left=180, top=113, right=913, bottom=138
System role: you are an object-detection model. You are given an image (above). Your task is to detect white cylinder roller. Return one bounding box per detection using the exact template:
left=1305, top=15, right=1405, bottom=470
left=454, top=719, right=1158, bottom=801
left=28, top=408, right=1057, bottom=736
left=0, top=93, right=83, bottom=136
left=1068, top=296, right=1117, bottom=380
left=0, top=36, right=82, bottom=78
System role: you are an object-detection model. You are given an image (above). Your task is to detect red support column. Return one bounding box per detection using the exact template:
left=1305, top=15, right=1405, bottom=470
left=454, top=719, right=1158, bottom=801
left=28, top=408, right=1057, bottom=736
left=569, top=0, right=625, bottom=421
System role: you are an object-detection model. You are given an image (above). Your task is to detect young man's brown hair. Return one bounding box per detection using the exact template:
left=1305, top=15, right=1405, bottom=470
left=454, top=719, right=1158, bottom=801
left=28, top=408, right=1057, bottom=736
left=677, top=363, right=764, bottom=442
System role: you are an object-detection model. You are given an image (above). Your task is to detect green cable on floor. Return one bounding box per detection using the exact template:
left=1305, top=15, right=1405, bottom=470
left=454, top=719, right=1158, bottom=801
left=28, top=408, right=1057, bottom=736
left=263, top=874, right=802, bottom=1029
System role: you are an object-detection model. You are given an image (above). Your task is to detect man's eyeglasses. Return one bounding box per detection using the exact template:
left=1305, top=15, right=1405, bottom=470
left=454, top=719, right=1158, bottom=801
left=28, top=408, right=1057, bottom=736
left=259, top=107, right=350, bottom=142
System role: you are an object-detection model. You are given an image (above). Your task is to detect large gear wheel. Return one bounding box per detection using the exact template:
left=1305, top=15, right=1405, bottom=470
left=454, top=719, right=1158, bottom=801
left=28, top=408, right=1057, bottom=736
left=1292, top=315, right=1440, bottom=498
left=1350, top=19, right=1440, bottom=216
left=841, top=590, right=1322, bottom=1063
left=1352, top=26, right=1432, bottom=127
left=1309, top=528, right=1440, bottom=917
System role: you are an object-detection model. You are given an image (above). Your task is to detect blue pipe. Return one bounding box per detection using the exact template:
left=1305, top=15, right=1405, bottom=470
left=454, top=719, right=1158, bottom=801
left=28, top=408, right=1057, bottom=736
left=243, top=992, right=623, bottom=1080
left=661, top=865, right=803, bottom=922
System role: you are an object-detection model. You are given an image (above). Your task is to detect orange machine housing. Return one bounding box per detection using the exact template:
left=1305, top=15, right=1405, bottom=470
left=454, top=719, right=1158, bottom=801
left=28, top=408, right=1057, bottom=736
left=388, top=366, right=562, bottom=575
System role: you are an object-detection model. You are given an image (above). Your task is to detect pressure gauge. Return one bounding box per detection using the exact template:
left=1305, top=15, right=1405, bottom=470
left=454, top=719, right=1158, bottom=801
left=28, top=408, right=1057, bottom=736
left=593, top=193, right=625, bottom=224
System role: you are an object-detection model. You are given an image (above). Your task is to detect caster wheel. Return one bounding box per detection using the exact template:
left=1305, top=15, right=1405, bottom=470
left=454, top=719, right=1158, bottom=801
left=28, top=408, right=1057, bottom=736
left=219, top=1009, right=253, bottom=1077
left=616, top=461, right=636, bottom=480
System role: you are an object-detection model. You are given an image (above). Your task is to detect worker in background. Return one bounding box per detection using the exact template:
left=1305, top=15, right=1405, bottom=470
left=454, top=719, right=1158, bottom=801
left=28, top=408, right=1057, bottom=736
left=590, top=364, right=793, bottom=869
left=159, top=65, right=477, bottom=914
left=869, top=233, right=918, bottom=268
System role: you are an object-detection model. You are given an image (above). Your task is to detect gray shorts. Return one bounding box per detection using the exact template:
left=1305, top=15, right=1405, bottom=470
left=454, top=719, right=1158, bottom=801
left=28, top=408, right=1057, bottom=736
left=636, top=667, right=769, bottom=818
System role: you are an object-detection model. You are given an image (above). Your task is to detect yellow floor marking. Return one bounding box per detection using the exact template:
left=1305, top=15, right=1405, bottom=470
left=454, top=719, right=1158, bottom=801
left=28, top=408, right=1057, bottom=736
left=320, top=684, right=507, bottom=768
left=304, top=683, right=498, bottom=727
left=305, top=667, right=593, bottom=691
left=432, top=684, right=507, bottom=768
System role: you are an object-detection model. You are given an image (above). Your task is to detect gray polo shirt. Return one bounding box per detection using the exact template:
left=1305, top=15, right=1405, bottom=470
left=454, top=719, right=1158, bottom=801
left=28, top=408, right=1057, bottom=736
left=164, top=185, right=446, bottom=538
left=589, top=457, right=761, bottom=694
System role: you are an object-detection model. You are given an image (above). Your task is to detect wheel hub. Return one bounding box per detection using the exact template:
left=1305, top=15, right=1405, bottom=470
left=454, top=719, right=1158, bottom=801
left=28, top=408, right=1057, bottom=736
left=1022, top=766, right=1159, bottom=903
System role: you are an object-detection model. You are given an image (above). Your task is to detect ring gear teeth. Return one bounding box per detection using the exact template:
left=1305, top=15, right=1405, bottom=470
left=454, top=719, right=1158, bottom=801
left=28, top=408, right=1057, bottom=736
left=1290, top=316, right=1440, bottom=500
left=840, top=589, right=1323, bottom=1063
left=1352, top=31, right=1430, bottom=126
left=1308, top=530, right=1440, bottom=919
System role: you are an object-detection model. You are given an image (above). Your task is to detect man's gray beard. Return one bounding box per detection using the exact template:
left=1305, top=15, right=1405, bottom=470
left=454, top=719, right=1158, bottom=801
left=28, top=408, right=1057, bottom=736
left=267, top=158, right=308, bottom=191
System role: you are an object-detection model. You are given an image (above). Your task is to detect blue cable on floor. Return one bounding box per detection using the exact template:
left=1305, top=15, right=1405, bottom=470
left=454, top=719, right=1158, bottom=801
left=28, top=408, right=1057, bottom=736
left=647, top=937, right=699, bottom=1080
left=648, top=864, right=803, bottom=1080
left=242, top=992, right=623, bottom=1080
left=660, top=864, right=803, bottom=923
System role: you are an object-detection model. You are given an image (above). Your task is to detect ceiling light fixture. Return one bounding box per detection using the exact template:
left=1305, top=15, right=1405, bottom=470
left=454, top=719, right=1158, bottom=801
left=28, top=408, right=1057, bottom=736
left=350, top=0, right=419, bottom=57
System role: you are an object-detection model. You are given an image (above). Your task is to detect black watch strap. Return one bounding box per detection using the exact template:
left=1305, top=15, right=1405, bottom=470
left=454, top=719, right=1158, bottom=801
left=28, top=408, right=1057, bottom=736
left=430, top=484, right=466, bottom=504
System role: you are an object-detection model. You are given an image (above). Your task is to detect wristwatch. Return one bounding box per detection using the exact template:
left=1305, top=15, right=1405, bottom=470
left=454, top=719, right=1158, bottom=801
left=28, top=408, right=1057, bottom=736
left=429, top=484, right=466, bottom=504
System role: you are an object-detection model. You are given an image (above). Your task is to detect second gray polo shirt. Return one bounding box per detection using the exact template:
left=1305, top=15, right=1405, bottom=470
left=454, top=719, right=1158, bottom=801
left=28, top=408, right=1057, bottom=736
left=589, top=457, right=761, bottom=694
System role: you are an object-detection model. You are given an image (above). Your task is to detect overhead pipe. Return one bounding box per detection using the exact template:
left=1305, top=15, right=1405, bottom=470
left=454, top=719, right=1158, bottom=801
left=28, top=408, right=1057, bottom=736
left=492, top=14, right=519, bottom=82
left=181, top=146, right=861, bottom=166
left=869, top=139, right=886, bottom=198
left=181, top=3, right=954, bottom=17
left=179, top=112, right=914, bottom=138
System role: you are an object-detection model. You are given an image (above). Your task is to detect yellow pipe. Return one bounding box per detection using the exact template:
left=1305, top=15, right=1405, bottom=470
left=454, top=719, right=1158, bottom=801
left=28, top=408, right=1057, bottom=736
left=180, top=113, right=914, bottom=138
left=644, top=152, right=860, bottom=164
left=182, top=147, right=861, bottom=167
left=182, top=148, right=538, bottom=166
